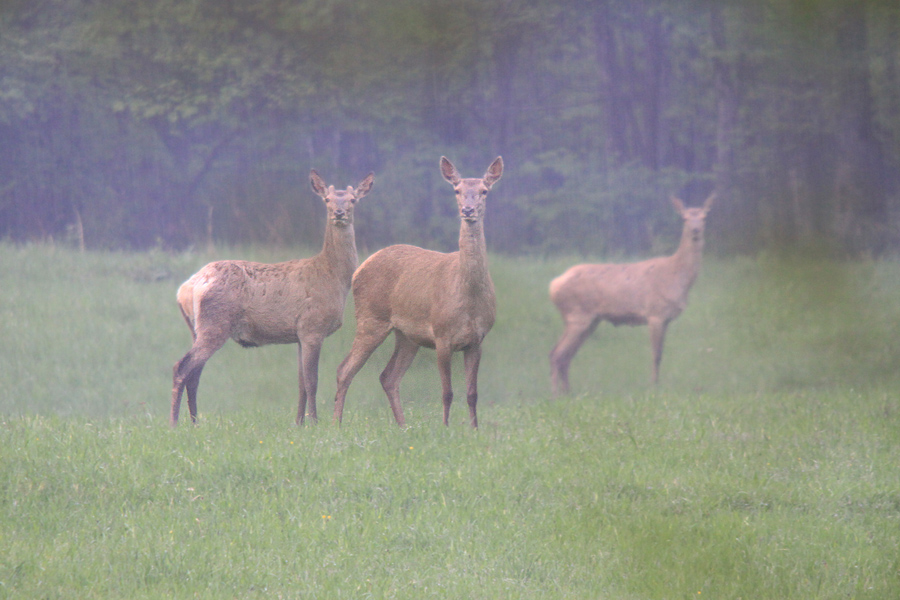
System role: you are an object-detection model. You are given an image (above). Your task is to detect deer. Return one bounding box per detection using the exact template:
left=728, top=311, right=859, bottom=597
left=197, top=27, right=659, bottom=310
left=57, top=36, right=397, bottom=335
left=332, top=156, right=503, bottom=428
left=548, top=193, right=715, bottom=395
left=170, top=170, right=374, bottom=426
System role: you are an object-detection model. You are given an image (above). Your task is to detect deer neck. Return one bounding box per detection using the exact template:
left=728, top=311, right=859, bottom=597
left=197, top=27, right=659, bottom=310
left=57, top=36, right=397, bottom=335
left=457, top=220, right=492, bottom=296
left=670, top=226, right=704, bottom=283
left=320, top=222, right=359, bottom=285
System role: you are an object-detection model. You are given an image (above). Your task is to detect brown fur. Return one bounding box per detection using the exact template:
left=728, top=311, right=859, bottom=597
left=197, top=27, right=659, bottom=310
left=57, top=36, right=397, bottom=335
left=333, top=157, right=503, bottom=428
left=549, top=193, right=714, bottom=394
left=170, top=170, right=374, bottom=426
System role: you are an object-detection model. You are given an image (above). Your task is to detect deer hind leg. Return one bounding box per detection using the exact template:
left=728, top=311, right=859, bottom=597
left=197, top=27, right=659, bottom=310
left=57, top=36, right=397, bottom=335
left=172, top=354, right=199, bottom=426
left=463, top=344, right=482, bottom=429
left=379, top=331, right=419, bottom=427
left=333, top=322, right=392, bottom=424
left=184, top=363, right=204, bottom=423
left=297, top=339, right=323, bottom=425
left=549, top=314, right=600, bottom=396
left=171, top=331, right=228, bottom=426
left=648, top=317, right=669, bottom=384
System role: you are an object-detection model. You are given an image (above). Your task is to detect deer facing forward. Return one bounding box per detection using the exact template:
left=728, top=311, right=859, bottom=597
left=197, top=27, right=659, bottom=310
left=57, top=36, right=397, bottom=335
left=549, top=193, right=714, bottom=394
left=333, top=156, right=503, bottom=428
left=170, top=170, right=374, bottom=426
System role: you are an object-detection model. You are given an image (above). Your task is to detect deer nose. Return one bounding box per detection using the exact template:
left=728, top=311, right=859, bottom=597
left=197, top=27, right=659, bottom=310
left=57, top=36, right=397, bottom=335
left=461, top=206, right=476, bottom=219
left=334, top=208, right=346, bottom=219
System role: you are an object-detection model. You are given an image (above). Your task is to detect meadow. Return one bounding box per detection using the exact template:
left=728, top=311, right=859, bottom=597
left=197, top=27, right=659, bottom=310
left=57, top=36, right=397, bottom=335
left=1, top=242, right=899, bottom=598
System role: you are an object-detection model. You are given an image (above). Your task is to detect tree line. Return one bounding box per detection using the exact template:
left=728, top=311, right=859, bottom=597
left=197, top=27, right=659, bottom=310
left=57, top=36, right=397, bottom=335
left=1, top=0, right=898, bottom=256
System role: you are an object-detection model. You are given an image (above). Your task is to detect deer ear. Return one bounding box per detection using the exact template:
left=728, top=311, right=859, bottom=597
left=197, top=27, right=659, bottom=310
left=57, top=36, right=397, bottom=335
left=310, top=170, right=328, bottom=198
left=440, top=157, right=461, bottom=185
left=354, top=172, right=374, bottom=199
left=702, top=192, right=716, bottom=212
left=483, top=156, right=503, bottom=189
left=670, top=196, right=686, bottom=214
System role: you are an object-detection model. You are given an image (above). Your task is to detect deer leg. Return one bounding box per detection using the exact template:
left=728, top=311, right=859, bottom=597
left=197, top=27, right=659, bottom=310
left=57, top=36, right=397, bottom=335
left=463, top=345, right=482, bottom=429
left=549, top=315, right=599, bottom=396
left=172, top=353, right=203, bottom=426
left=379, top=331, right=419, bottom=427
left=184, top=363, right=204, bottom=423
left=648, top=318, right=669, bottom=384
left=171, top=328, right=229, bottom=427
left=171, top=348, right=219, bottom=426
left=436, top=344, right=454, bottom=426
left=333, top=323, right=392, bottom=424
left=171, top=355, right=191, bottom=426
left=297, top=340, right=322, bottom=425
left=296, top=344, right=307, bottom=425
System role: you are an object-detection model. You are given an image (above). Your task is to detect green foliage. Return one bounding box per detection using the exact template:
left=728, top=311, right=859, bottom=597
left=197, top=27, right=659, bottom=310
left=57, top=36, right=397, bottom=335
left=2, top=1, right=899, bottom=254
left=516, top=161, right=697, bottom=255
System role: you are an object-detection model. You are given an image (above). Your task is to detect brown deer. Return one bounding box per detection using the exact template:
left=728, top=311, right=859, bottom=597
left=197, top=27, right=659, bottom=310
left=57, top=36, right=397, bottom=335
left=170, top=170, right=374, bottom=426
left=549, top=193, right=714, bottom=394
left=332, top=156, right=503, bottom=428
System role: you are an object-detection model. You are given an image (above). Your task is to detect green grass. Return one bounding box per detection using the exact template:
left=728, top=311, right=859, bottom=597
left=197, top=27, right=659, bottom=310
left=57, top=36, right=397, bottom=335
left=1, top=243, right=899, bottom=598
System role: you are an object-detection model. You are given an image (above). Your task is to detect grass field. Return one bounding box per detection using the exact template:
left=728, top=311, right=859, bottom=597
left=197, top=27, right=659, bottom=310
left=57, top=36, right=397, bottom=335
left=1, top=242, right=899, bottom=598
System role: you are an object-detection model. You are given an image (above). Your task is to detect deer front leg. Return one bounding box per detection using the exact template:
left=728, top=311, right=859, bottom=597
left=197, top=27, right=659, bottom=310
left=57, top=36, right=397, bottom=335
left=297, top=340, right=322, bottom=425
left=297, top=344, right=307, bottom=424
left=436, top=344, right=454, bottom=426
left=463, top=345, right=482, bottom=429
left=648, top=317, right=669, bottom=385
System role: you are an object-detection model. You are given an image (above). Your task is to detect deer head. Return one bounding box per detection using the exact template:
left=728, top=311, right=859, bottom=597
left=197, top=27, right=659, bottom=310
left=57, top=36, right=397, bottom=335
left=671, top=192, right=715, bottom=243
left=440, top=156, right=503, bottom=223
left=310, top=170, right=374, bottom=227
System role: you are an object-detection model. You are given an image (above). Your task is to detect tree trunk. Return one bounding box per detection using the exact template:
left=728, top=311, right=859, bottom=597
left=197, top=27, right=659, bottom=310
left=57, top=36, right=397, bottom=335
left=709, top=5, right=745, bottom=250
left=593, top=2, right=628, bottom=167
left=832, top=1, right=888, bottom=251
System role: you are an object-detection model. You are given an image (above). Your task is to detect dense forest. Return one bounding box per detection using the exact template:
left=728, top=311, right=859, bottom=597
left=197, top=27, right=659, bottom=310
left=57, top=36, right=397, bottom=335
left=1, top=0, right=898, bottom=256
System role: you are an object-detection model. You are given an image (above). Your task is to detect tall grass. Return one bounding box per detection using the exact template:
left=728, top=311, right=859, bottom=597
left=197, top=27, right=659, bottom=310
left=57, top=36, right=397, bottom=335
left=1, top=243, right=899, bottom=598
